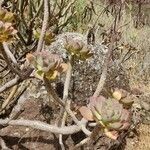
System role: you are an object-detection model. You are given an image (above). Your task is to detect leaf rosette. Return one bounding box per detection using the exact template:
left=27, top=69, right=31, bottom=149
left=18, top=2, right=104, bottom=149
left=79, top=96, right=131, bottom=139
left=89, top=96, right=130, bottom=130
left=26, top=51, right=68, bottom=80
left=64, top=38, right=93, bottom=61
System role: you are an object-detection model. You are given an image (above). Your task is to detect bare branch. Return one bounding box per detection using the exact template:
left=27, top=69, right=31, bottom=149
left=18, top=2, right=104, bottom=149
left=0, top=137, right=11, bottom=150
left=93, top=44, right=112, bottom=97
left=44, top=76, right=65, bottom=107
left=44, top=76, right=91, bottom=136
left=0, top=119, right=82, bottom=135
left=1, top=85, right=18, bottom=110
left=0, top=76, right=19, bottom=93
left=36, top=0, right=49, bottom=51
left=59, top=58, right=73, bottom=149
left=2, top=42, right=17, bottom=64
left=63, top=59, right=72, bottom=101
left=1, top=43, right=22, bottom=77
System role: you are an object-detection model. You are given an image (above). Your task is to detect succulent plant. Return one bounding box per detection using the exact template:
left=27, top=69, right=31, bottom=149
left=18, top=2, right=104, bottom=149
left=91, top=96, right=130, bottom=130
left=26, top=51, right=68, bottom=80
left=34, top=29, right=55, bottom=45
left=79, top=96, right=131, bottom=139
left=0, top=9, right=17, bottom=42
left=64, top=38, right=93, bottom=61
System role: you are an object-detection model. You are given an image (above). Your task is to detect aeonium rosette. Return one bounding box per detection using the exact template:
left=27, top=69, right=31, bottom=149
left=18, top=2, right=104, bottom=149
left=79, top=96, right=131, bottom=140
left=64, top=38, right=93, bottom=61
left=26, top=51, right=68, bottom=81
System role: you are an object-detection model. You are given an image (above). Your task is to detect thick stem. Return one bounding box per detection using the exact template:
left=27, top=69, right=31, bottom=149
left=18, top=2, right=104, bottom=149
left=0, top=119, right=82, bottom=135
left=93, top=34, right=114, bottom=97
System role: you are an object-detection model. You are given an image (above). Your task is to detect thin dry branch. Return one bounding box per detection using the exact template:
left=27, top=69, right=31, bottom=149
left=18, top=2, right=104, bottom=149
left=63, top=58, right=72, bottom=101
left=2, top=42, right=17, bottom=64
left=44, top=76, right=91, bottom=135
left=1, top=85, right=18, bottom=110
left=9, top=81, right=29, bottom=119
left=44, top=76, right=65, bottom=107
left=36, top=0, right=49, bottom=51
left=0, top=76, right=19, bottom=93
left=1, top=43, right=22, bottom=77
left=30, top=0, right=44, bottom=25
left=73, top=137, right=90, bottom=150
left=61, top=0, right=76, bottom=17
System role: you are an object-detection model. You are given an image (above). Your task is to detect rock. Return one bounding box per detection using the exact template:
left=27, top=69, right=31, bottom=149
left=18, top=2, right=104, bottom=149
left=141, top=101, right=150, bottom=111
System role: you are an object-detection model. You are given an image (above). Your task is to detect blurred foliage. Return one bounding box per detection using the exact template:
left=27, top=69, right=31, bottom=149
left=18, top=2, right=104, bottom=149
left=0, top=9, right=17, bottom=42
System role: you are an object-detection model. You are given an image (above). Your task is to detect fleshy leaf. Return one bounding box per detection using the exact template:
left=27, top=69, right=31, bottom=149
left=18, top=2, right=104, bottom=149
left=104, top=128, right=118, bottom=140
left=113, top=90, right=122, bottom=100
left=113, top=89, right=127, bottom=100
left=79, top=106, right=94, bottom=121
left=64, top=38, right=93, bottom=61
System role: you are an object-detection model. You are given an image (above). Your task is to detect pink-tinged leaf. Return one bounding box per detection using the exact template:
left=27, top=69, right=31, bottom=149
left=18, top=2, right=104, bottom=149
left=60, top=63, right=68, bottom=72
left=79, top=106, right=94, bottom=121
left=89, top=96, right=106, bottom=106
left=104, top=128, right=118, bottom=140
left=120, top=109, right=130, bottom=122
left=26, top=53, right=34, bottom=62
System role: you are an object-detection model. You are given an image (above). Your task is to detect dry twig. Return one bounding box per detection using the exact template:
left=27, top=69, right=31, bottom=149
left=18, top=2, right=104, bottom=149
left=36, top=0, right=49, bottom=51
left=1, top=85, right=18, bottom=110
left=0, top=76, right=19, bottom=93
